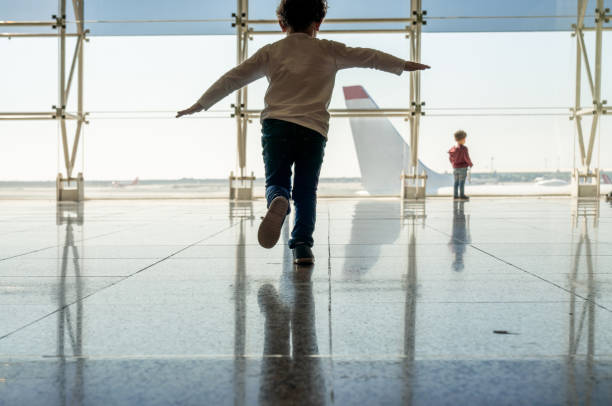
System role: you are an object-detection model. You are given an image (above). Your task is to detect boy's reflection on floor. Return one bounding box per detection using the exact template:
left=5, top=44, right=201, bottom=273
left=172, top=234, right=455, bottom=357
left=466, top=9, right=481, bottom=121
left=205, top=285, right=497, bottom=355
left=257, top=264, right=326, bottom=405
left=449, top=201, right=471, bottom=271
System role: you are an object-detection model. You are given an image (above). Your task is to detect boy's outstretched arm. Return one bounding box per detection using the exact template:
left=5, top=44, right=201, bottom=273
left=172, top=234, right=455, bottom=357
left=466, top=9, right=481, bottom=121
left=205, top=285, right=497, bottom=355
left=404, top=61, right=430, bottom=71
left=332, top=42, right=430, bottom=75
left=177, top=47, right=268, bottom=118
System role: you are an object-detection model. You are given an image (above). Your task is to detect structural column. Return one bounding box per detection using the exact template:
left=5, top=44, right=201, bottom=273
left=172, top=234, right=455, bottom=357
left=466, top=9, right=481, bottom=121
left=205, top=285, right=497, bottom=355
left=229, top=0, right=255, bottom=201
left=570, top=0, right=610, bottom=198
left=56, top=0, right=88, bottom=201
left=0, top=0, right=87, bottom=200
left=401, top=0, right=427, bottom=199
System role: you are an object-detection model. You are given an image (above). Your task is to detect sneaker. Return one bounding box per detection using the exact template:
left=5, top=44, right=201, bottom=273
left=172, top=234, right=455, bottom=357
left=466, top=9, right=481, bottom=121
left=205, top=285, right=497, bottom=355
left=258, top=196, right=289, bottom=249
left=459, top=195, right=470, bottom=201
left=293, top=244, right=315, bottom=264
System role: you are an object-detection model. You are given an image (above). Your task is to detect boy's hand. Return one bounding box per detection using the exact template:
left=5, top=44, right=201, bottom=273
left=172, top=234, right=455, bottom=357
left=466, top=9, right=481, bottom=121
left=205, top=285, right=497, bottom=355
left=176, top=103, right=203, bottom=118
left=404, top=61, right=430, bottom=71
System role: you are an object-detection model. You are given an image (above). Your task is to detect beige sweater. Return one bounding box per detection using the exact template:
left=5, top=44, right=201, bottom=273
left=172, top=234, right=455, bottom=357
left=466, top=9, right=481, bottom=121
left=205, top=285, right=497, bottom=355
left=198, top=32, right=405, bottom=137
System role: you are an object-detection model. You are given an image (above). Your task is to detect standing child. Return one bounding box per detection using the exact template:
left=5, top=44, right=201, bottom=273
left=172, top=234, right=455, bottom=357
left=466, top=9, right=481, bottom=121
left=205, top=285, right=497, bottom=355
left=177, top=0, right=430, bottom=264
left=448, top=130, right=473, bottom=201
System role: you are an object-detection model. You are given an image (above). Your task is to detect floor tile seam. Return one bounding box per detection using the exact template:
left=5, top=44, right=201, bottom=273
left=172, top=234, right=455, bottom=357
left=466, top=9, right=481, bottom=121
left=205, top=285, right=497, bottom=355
left=0, top=203, right=189, bottom=262
left=326, top=300, right=598, bottom=304
left=0, top=227, right=143, bottom=263
left=0, top=298, right=590, bottom=304
left=9, top=257, right=170, bottom=260
left=0, top=245, right=59, bottom=263
left=501, top=217, right=612, bottom=244
left=425, top=224, right=612, bottom=313
left=18, top=255, right=612, bottom=260
left=0, top=275, right=128, bottom=278
left=0, top=218, right=248, bottom=342
left=0, top=212, right=134, bottom=227
left=326, top=205, right=336, bottom=383
left=0, top=226, right=58, bottom=237
left=5, top=275, right=594, bottom=280
left=146, top=242, right=610, bottom=246
left=2, top=354, right=612, bottom=362
left=467, top=245, right=612, bottom=313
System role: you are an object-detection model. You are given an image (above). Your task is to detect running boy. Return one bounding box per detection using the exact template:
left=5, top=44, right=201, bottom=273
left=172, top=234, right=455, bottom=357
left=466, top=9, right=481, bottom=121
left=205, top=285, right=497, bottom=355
left=448, top=130, right=473, bottom=201
left=177, top=0, right=430, bottom=264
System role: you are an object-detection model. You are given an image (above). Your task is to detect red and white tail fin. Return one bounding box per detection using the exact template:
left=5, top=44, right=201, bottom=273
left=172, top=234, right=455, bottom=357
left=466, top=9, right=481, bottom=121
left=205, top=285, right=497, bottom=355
left=131, top=177, right=139, bottom=186
left=343, top=86, right=405, bottom=194
left=342, top=85, right=450, bottom=194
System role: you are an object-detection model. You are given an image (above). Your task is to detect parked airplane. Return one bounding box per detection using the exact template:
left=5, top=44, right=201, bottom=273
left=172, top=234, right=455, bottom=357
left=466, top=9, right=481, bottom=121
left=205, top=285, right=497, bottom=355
left=343, top=85, right=612, bottom=196
left=111, top=177, right=139, bottom=188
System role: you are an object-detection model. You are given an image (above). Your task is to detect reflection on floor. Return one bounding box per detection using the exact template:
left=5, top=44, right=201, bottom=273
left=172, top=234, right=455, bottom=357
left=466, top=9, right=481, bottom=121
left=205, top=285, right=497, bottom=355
left=1, top=198, right=611, bottom=405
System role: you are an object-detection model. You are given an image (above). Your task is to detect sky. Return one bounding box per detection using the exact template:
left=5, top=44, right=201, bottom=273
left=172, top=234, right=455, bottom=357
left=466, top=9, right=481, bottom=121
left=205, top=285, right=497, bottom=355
left=1, top=30, right=610, bottom=181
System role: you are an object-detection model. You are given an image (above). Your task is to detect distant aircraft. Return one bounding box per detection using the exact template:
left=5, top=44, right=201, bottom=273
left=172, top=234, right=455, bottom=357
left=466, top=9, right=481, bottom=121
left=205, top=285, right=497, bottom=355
left=343, top=85, right=612, bottom=196
left=112, top=177, right=139, bottom=188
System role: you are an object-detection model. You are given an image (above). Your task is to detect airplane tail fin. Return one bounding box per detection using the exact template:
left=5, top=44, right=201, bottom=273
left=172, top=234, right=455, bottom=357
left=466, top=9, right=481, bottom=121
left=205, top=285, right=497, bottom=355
left=131, top=177, right=139, bottom=186
left=602, top=173, right=612, bottom=185
left=342, top=85, right=451, bottom=194
left=342, top=85, right=407, bottom=194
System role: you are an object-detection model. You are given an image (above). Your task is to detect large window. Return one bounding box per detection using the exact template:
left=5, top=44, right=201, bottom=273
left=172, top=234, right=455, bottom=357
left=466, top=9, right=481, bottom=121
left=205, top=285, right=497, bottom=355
left=1, top=31, right=610, bottom=195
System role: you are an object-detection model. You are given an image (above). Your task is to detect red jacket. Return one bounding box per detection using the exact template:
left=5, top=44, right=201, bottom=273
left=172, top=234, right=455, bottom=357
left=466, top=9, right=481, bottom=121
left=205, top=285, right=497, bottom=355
left=448, top=145, right=473, bottom=169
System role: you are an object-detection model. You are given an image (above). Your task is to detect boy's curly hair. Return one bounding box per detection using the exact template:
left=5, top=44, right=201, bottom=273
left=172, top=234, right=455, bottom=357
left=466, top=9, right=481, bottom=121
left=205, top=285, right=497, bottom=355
left=276, top=0, right=328, bottom=32
left=454, top=130, right=467, bottom=142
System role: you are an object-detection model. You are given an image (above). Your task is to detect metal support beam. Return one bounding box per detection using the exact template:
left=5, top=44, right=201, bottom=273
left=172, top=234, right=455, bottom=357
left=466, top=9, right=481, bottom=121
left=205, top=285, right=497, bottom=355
left=0, top=112, right=60, bottom=119
left=56, top=0, right=87, bottom=200
left=402, top=0, right=427, bottom=198
left=0, top=20, right=57, bottom=27
left=237, top=0, right=248, bottom=179
left=580, top=26, right=612, bottom=31
left=573, top=106, right=612, bottom=116
left=570, top=0, right=609, bottom=198
left=2, top=2, right=87, bottom=201
left=247, top=17, right=416, bottom=25
left=585, top=0, right=605, bottom=169
left=245, top=108, right=412, bottom=119
left=577, top=31, right=595, bottom=96
left=409, top=2, right=421, bottom=173
left=247, top=17, right=415, bottom=34
left=251, top=28, right=411, bottom=35
left=573, top=1, right=587, bottom=167
left=0, top=32, right=80, bottom=38
left=68, top=0, right=85, bottom=179
left=65, top=35, right=82, bottom=100
left=229, top=0, right=254, bottom=200
left=58, top=0, right=71, bottom=179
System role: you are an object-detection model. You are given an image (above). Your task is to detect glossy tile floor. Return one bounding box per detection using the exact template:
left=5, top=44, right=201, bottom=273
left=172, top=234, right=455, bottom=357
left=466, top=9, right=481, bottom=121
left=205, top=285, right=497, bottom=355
left=1, top=198, right=611, bottom=405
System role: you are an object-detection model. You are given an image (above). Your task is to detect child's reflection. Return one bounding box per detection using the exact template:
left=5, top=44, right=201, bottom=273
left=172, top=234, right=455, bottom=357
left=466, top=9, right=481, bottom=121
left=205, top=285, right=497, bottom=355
left=257, top=265, right=326, bottom=405
left=449, top=201, right=471, bottom=271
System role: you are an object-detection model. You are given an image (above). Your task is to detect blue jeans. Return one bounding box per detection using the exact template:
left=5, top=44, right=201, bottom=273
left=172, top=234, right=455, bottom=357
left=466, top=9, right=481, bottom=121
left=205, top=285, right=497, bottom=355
left=261, top=119, right=326, bottom=248
left=453, top=167, right=468, bottom=197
